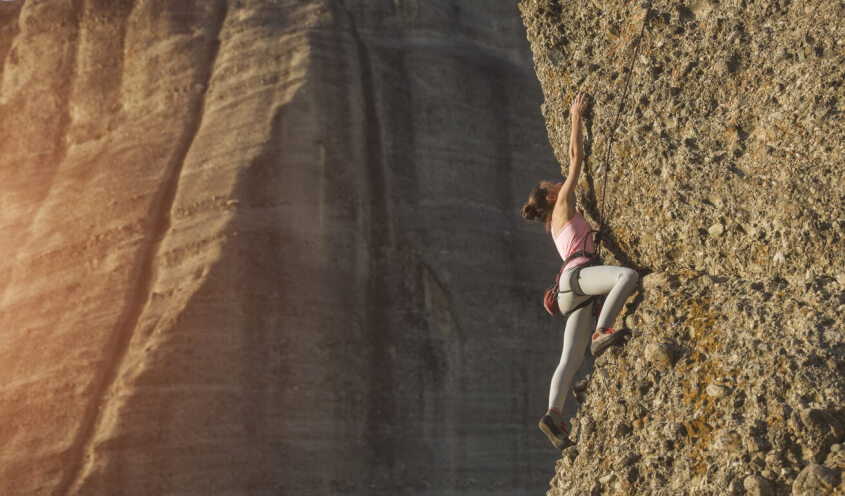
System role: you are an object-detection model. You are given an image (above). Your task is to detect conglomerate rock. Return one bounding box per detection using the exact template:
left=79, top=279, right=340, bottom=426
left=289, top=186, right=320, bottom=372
left=519, top=0, right=844, bottom=494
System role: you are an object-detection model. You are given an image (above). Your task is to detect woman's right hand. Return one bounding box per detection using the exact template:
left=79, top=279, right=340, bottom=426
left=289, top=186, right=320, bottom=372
left=571, top=92, right=591, bottom=122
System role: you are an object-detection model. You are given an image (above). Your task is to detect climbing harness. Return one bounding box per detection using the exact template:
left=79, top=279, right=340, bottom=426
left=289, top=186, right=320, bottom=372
left=542, top=229, right=603, bottom=317
left=543, top=1, right=652, bottom=318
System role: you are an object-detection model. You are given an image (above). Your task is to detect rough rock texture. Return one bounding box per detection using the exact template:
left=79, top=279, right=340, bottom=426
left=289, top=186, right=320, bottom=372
left=520, top=0, right=845, bottom=494
left=0, top=1, right=561, bottom=495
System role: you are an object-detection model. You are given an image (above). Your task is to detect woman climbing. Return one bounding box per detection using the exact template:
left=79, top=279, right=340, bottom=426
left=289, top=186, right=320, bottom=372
left=521, top=92, right=639, bottom=450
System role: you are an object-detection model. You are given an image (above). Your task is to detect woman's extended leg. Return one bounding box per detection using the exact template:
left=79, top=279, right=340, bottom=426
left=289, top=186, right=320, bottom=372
left=548, top=303, right=593, bottom=412
left=540, top=302, right=593, bottom=449
left=576, top=265, right=638, bottom=330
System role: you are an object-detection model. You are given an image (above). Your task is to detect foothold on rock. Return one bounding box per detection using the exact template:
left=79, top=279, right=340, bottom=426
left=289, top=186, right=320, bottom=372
left=743, top=474, right=775, bottom=496
left=562, top=446, right=579, bottom=466
left=792, top=464, right=840, bottom=495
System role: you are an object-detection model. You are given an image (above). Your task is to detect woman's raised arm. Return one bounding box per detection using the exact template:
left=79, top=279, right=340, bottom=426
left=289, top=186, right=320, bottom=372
left=553, top=92, right=591, bottom=225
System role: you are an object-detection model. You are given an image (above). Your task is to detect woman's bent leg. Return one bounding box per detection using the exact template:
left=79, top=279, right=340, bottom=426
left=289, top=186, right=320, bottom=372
left=577, top=265, right=638, bottom=330
left=548, top=303, right=594, bottom=412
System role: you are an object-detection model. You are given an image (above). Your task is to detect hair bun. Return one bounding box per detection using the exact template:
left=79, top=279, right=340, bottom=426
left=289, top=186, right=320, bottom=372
left=521, top=203, right=539, bottom=221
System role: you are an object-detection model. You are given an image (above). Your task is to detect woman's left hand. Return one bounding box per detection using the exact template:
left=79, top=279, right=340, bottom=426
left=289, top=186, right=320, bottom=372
left=571, top=92, right=591, bottom=122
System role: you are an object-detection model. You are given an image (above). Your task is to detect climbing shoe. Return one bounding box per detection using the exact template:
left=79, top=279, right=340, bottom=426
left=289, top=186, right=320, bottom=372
left=538, top=413, right=574, bottom=451
left=590, top=328, right=626, bottom=357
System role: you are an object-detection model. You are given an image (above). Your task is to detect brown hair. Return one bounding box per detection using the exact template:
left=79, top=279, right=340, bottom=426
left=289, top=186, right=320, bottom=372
left=521, top=182, right=555, bottom=226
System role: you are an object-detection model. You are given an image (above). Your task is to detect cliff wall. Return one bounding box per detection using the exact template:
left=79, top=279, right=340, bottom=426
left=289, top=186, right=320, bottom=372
left=519, top=0, right=844, bottom=494
left=0, top=1, right=560, bottom=495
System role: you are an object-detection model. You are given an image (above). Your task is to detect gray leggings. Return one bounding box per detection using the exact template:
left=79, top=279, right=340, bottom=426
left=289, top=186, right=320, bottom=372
left=549, top=265, right=638, bottom=411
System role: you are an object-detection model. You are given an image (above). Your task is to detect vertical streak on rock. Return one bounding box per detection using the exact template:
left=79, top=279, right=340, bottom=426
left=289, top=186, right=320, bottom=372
left=0, top=1, right=23, bottom=79
left=337, top=0, right=397, bottom=483
left=0, top=0, right=37, bottom=308
left=48, top=0, right=84, bottom=210
left=53, top=2, right=229, bottom=494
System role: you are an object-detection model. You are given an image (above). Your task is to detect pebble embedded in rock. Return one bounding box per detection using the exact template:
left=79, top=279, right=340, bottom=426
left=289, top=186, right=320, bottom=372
left=634, top=123, right=651, bottom=134
left=792, top=464, right=840, bottom=495
left=774, top=48, right=790, bottom=62
left=716, top=430, right=742, bottom=449
left=708, top=223, right=725, bottom=238
left=745, top=434, right=772, bottom=453
left=743, top=474, right=775, bottom=496
left=645, top=342, right=675, bottom=367
left=705, top=383, right=731, bottom=399
left=562, top=446, right=579, bottom=466
left=642, top=272, right=669, bottom=291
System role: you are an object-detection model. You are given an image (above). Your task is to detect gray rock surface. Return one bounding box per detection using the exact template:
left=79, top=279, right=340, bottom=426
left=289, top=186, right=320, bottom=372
left=520, top=0, right=845, bottom=494
left=0, top=1, right=561, bottom=495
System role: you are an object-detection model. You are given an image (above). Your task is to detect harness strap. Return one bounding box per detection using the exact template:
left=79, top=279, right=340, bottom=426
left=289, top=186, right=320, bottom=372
left=562, top=296, right=594, bottom=318
left=569, top=264, right=589, bottom=297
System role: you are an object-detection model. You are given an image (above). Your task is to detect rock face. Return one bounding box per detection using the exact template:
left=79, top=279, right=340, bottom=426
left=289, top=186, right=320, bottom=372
left=520, top=0, right=844, bottom=494
left=0, top=1, right=562, bottom=495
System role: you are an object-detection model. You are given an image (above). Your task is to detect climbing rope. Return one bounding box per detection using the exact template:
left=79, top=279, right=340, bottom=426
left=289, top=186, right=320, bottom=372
left=595, top=0, right=653, bottom=256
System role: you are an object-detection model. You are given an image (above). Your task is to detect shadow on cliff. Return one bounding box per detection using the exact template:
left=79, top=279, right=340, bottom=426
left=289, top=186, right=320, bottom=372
left=580, top=110, right=651, bottom=320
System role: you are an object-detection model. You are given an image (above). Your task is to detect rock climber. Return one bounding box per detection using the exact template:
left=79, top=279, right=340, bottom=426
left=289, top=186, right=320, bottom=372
left=521, top=92, right=639, bottom=450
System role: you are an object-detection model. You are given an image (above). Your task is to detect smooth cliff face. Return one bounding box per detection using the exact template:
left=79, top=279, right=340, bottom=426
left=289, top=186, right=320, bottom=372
left=0, top=1, right=564, bottom=495
left=520, top=0, right=844, bottom=494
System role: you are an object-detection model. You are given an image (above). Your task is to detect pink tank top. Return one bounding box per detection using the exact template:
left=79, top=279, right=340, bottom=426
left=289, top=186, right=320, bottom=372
left=552, top=212, right=596, bottom=271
